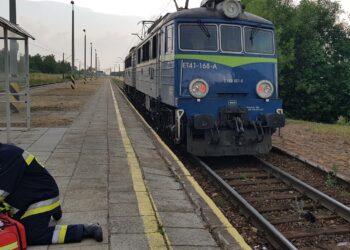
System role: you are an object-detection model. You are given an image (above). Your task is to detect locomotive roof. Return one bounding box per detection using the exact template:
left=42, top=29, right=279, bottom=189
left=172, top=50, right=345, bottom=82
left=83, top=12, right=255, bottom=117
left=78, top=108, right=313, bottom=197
left=164, top=7, right=272, bottom=24
left=146, top=7, right=273, bottom=35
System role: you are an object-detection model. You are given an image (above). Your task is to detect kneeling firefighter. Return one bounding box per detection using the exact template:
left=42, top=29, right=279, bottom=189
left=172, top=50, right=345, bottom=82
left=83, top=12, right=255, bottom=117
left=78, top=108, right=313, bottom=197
left=0, top=143, right=103, bottom=245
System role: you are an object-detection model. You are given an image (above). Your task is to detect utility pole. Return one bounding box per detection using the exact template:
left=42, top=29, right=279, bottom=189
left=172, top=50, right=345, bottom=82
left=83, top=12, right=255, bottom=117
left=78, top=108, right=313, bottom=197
left=62, top=52, right=65, bottom=79
left=9, top=0, right=18, bottom=77
left=95, top=49, right=97, bottom=78
left=71, top=1, right=75, bottom=74
left=83, top=29, right=86, bottom=84
left=90, top=42, right=93, bottom=78
left=9, top=0, right=16, bottom=24
left=79, top=60, right=81, bottom=77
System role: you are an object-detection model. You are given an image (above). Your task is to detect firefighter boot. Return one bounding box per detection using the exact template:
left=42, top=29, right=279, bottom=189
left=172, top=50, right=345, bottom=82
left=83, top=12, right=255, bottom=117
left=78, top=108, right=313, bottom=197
left=83, top=223, right=103, bottom=242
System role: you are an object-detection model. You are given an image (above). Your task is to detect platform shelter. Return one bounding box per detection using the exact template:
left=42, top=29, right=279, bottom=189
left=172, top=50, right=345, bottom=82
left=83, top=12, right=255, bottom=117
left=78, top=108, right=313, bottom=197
left=0, top=16, right=34, bottom=143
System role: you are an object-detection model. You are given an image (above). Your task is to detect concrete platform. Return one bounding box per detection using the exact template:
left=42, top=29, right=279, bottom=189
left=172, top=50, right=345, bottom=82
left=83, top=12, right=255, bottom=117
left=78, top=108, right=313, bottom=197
left=0, top=79, right=249, bottom=250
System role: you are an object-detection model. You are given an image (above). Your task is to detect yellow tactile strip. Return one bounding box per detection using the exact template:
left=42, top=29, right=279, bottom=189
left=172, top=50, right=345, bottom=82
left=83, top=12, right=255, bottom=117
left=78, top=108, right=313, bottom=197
left=114, top=81, right=252, bottom=250
left=110, top=82, right=170, bottom=250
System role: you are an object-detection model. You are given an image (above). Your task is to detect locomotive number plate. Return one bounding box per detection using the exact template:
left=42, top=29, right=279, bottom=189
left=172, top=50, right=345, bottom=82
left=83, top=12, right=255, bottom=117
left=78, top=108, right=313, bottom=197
left=182, top=62, right=218, bottom=70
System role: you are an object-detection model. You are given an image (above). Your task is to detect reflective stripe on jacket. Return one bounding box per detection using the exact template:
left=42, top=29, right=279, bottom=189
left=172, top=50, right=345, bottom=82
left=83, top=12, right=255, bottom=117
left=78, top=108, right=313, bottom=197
left=0, top=144, right=60, bottom=220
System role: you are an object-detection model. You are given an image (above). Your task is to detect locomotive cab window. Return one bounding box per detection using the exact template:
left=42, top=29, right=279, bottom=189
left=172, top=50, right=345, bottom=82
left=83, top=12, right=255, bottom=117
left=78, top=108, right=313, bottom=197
left=137, top=49, right=141, bottom=64
left=142, top=41, right=150, bottom=62
left=244, top=27, right=274, bottom=55
left=220, top=25, right=242, bottom=53
left=152, top=35, right=158, bottom=59
left=179, top=24, right=218, bottom=51
left=165, top=25, right=174, bottom=54
left=125, top=56, right=132, bottom=68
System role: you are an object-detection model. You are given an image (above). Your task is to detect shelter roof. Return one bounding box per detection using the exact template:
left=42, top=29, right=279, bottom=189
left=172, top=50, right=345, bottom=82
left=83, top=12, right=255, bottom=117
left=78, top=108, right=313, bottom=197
left=0, top=16, right=35, bottom=40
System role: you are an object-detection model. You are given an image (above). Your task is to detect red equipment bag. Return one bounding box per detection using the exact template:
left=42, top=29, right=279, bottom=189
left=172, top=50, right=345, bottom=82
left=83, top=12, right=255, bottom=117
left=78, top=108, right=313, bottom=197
left=0, top=213, right=27, bottom=250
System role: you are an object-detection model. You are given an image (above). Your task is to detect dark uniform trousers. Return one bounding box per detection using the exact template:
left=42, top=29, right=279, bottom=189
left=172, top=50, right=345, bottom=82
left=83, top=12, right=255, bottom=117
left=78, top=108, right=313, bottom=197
left=21, top=208, right=84, bottom=245
left=0, top=144, right=84, bottom=245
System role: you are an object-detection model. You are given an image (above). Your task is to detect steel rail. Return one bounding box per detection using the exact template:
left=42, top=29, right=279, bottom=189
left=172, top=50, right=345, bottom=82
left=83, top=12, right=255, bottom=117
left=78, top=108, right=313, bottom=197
left=272, top=145, right=349, bottom=185
left=193, top=156, right=298, bottom=250
left=256, top=157, right=350, bottom=223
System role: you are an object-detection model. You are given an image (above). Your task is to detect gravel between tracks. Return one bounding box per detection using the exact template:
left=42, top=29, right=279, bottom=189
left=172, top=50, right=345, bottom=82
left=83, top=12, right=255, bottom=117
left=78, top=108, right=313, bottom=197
left=179, top=155, right=273, bottom=249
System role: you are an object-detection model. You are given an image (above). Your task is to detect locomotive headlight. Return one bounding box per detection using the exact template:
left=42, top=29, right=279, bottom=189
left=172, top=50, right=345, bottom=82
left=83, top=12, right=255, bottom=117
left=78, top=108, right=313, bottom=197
left=256, top=80, right=274, bottom=99
left=189, top=79, right=209, bottom=99
left=223, top=0, right=242, bottom=19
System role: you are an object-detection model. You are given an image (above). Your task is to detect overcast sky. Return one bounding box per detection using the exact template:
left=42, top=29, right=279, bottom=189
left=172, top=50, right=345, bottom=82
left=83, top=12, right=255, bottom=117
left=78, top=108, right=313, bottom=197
left=0, top=0, right=349, bottom=71
left=28, top=0, right=350, bottom=18
left=28, top=0, right=204, bottom=18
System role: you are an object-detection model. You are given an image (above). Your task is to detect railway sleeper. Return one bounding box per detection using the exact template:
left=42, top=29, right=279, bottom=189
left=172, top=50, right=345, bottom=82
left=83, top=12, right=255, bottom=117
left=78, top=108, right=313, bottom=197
left=246, top=193, right=302, bottom=202
left=268, top=214, right=340, bottom=225
left=284, top=225, right=350, bottom=240
left=222, top=171, right=271, bottom=180
left=258, top=203, right=321, bottom=213
left=228, top=178, right=282, bottom=187
left=237, top=185, right=292, bottom=194
left=215, top=167, right=264, bottom=174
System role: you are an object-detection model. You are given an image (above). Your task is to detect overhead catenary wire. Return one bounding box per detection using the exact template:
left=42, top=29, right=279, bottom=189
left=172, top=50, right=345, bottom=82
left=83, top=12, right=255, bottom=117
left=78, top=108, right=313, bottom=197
left=123, top=0, right=174, bottom=59
left=29, top=41, right=63, bottom=57
left=29, top=42, right=83, bottom=64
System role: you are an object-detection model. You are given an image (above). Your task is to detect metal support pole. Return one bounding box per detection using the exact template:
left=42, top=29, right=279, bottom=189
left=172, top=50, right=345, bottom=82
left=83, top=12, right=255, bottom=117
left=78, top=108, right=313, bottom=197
left=95, top=49, right=97, bottom=78
left=90, top=42, right=92, bottom=78
left=83, top=29, right=86, bottom=83
left=10, top=0, right=18, bottom=78
left=185, top=0, right=189, bottom=9
left=62, top=52, right=65, bottom=79
left=173, top=0, right=179, bottom=11
left=10, top=0, right=17, bottom=23
left=25, top=38, right=30, bottom=130
left=71, top=1, right=75, bottom=77
left=4, top=29, right=11, bottom=143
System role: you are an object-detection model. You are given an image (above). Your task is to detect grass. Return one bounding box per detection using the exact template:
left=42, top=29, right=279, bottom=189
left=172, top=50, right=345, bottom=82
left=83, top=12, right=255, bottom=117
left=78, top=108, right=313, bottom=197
left=287, top=119, right=350, bottom=138
left=30, top=73, right=84, bottom=86
left=112, top=77, right=124, bottom=87
left=0, top=73, right=65, bottom=91
left=30, top=73, right=66, bottom=86
left=325, top=166, right=338, bottom=188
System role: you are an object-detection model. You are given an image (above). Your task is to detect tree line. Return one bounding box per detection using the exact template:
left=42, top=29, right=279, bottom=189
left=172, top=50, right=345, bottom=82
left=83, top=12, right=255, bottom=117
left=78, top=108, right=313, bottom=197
left=242, top=0, right=350, bottom=123
left=29, top=54, right=71, bottom=74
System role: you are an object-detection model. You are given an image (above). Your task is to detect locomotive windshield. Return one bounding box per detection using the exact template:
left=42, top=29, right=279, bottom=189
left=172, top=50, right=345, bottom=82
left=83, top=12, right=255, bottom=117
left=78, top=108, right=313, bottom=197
left=179, top=23, right=275, bottom=55
left=244, top=27, right=274, bottom=54
left=220, top=25, right=242, bottom=52
left=179, top=24, right=218, bottom=51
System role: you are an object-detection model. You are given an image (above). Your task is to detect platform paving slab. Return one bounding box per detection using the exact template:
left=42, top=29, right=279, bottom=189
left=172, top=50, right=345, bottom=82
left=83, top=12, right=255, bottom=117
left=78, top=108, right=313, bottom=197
left=110, top=234, right=149, bottom=250
left=2, top=79, right=247, bottom=250
left=110, top=216, right=158, bottom=234
left=112, top=82, right=228, bottom=249
left=112, top=81, right=248, bottom=249
left=165, top=228, right=218, bottom=247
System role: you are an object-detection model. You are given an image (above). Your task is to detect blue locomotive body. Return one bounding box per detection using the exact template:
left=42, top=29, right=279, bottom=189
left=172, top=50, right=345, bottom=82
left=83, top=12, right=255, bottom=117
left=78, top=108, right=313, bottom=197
left=124, top=2, right=285, bottom=156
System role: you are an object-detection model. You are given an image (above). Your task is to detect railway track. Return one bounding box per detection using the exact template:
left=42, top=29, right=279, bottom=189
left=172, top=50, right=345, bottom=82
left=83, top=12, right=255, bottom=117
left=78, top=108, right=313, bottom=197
left=264, top=146, right=350, bottom=207
left=115, top=80, right=350, bottom=249
left=195, top=156, right=350, bottom=249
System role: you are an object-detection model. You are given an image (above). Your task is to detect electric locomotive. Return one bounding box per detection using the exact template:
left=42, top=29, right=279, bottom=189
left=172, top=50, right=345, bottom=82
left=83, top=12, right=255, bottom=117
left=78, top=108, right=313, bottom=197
left=124, top=0, right=285, bottom=156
